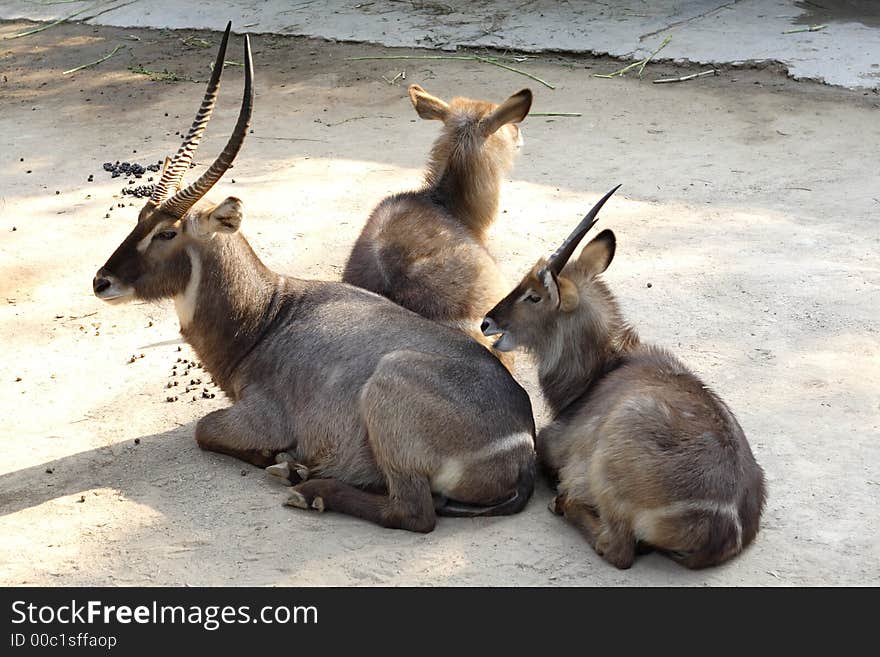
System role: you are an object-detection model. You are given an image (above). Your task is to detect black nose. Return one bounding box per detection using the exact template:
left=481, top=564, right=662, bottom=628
left=93, top=277, right=111, bottom=294
left=480, top=319, right=490, bottom=333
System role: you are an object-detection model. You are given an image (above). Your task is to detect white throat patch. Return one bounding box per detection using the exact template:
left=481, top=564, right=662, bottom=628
left=174, top=246, right=201, bottom=330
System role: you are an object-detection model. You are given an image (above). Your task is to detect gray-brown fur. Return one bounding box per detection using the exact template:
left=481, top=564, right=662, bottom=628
left=483, top=227, right=765, bottom=568
left=94, top=197, right=536, bottom=532
left=92, top=39, right=536, bottom=533
left=343, top=85, right=532, bottom=368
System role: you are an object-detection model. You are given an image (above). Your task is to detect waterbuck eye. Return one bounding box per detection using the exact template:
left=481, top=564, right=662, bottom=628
left=526, top=294, right=541, bottom=304
left=153, top=230, right=177, bottom=241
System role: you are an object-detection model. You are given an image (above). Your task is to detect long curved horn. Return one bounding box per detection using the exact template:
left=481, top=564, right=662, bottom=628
left=149, top=22, right=232, bottom=204
left=159, top=34, right=253, bottom=218
left=544, top=184, right=621, bottom=275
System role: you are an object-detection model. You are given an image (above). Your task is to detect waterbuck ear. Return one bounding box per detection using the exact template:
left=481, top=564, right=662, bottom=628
left=197, top=197, right=243, bottom=236
left=538, top=267, right=560, bottom=307
left=577, top=229, right=616, bottom=277
left=557, top=276, right=580, bottom=312
left=538, top=268, right=579, bottom=311
left=481, top=88, right=533, bottom=136
left=409, top=84, right=449, bottom=121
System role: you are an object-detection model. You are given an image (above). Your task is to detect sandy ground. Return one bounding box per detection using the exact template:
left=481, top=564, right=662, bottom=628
left=0, top=21, right=878, bottom=586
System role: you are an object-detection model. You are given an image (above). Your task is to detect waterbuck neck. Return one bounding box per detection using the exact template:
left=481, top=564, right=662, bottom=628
left=424, top=138, right=509, bottom=240
left=533, top=284, right=640, bottom=416
left=176, top=233, right=283, bottom=395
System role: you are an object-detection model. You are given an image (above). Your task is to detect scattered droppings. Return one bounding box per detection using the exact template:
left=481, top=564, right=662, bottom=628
left=134, top=438, right=140, bottom=445
left=45, top=467, right=54, bottom=474
left=15, top=377, right=22, bottom=382
left=646, top=282, right=653, bottom=288
left=165, top=396, right=178, bottom=402
left=76, top=495, right=86, bottom=503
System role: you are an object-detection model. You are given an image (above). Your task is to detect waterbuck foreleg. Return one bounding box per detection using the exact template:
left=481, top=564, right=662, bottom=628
left=195, top=390, right=294, bottom=469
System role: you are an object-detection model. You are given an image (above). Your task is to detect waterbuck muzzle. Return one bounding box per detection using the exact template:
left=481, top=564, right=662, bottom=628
left=93, top=22, right=254, bottom=302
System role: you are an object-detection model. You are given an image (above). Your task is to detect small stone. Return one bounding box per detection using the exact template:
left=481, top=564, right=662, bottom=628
left=134, top=438, right=140, bottom=445
left=646, top=282, right=653, bottom=288
left=45, top=467, right=54, bottom=474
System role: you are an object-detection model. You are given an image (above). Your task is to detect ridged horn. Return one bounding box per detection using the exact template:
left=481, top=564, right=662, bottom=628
left=158, top=33, right=253, bottom=218
left=149, top=22, right=232, bottom=204
left=544, top=184, right=621, bottom=275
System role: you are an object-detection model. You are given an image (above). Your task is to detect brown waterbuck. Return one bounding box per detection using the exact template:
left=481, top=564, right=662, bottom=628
left=342, top=84, right=532, bottom=369
left=481, top=186, right=766, bottom=568
left=92, top=24, right=536, bottom=532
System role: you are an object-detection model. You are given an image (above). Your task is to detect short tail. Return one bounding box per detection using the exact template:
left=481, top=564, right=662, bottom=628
left=437, top=458, right=535, bottom=518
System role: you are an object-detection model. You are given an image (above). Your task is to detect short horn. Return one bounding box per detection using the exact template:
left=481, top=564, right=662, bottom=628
left=545, top=184, right=621, bottom=275
left=149, top=21, right=232, bottom=204
left=159, top=33, right=253, bottom=219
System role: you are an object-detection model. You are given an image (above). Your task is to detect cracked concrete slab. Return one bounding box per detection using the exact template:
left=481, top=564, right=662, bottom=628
left=2, top=0, right=879, bottom=89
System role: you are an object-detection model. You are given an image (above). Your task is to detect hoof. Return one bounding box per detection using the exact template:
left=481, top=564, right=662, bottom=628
left=295, top=465, right=310, bottom=481
left=311, top=496, right=325, bottom=513
left=549, top=495, right=564, bottom=515
left=285, top=490, right=309, bottom=510
left=266, top=462, right=290, bottom=479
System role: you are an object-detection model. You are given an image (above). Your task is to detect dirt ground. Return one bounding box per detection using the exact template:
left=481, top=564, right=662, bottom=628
left=1, top=21, right=878, bottom=586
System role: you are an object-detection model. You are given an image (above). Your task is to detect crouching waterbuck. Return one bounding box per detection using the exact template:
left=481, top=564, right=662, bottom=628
left=343, top=85, right=532, bottom=369
left=92, top=24, right=536, bottom=532
left=482, top=186, right=766, bottom=568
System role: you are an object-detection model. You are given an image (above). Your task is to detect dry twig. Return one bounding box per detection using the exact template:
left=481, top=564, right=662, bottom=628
left=62, top=44, right=123, bottom=75
left=653, top=69, right=716, bottom=84
left=594, top=35, right=671, bottom=79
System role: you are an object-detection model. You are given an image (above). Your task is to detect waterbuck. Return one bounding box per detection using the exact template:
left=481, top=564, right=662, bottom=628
left=481, top=186, right=766, bottom=568
left=342, top=84, right=532, bottom=369
left=92, top=24, right=536, bottom=532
